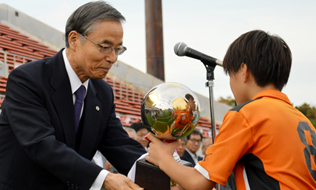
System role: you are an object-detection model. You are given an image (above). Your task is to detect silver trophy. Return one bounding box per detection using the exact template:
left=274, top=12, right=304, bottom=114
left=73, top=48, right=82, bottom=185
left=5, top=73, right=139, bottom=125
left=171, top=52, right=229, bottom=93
left=141, top=82, right=200, bottom=140
left=136, top=82, right=200, bottom=189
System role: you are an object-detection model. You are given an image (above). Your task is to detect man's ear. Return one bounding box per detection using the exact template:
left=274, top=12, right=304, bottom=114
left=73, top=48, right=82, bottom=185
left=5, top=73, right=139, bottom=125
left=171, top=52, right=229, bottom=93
left=240, top=63, right=249, bottom=83
left=68, top=31, right=80, bottom=49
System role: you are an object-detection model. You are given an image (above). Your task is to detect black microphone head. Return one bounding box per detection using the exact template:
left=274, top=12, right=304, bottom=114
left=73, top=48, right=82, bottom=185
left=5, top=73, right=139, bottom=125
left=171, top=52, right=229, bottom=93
left=174, top=42, right=187, bottom=56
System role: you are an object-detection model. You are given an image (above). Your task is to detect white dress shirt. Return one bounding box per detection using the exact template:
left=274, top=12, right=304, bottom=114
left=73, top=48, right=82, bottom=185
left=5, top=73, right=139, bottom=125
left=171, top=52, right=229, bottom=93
left=186, top=148, right=199, bottom=165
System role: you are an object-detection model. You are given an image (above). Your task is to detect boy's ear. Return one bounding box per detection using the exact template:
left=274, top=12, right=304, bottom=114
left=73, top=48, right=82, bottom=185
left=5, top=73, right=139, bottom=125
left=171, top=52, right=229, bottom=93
left=240, top=63, right=249, bottom=83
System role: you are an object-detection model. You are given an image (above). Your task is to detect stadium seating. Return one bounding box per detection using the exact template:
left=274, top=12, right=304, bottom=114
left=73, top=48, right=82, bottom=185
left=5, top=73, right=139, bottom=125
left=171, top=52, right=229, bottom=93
left=0, top=22, right=217, bottom=137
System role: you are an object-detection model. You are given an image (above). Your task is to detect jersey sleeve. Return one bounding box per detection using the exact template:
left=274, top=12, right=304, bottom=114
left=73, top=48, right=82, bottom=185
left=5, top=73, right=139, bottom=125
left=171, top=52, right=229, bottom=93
left=195, top=110, right=254, bottom=185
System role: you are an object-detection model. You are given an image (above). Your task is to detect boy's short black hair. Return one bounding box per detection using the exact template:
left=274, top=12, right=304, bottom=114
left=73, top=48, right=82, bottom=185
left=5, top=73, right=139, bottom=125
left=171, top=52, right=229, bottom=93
left=223, top=30, right=292, bottom=91
left=185, top=94, right=194, bottom=101
left=130, top=122, right=147, bottom=132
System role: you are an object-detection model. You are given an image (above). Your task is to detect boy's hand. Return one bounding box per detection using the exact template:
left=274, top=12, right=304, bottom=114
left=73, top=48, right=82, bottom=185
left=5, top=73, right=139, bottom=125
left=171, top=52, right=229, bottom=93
left=145, top=133, right=179, bottom=167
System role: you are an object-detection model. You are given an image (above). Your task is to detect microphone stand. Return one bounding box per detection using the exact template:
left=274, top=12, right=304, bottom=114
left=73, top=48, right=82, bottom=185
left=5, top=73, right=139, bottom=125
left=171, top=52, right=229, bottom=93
left=202, top=60, right=220, bottom=190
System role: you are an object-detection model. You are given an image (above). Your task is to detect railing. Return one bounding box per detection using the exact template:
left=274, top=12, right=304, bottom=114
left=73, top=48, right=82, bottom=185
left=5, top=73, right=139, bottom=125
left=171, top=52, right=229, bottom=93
left=0, top=51, right=215, bottom=137
left=0, top=50, right=36, bottom=77
left=107, top=77, right=145, bottom=103
left=0, top=50, right=145, bottom=103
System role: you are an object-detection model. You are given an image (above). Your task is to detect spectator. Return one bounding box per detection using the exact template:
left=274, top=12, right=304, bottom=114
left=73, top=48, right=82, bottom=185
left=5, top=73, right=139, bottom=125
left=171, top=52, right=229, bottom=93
left=124, top=126, right=137, bottom=140
left=180, top=130, right=203, bottom=166
left=130, top=122, right=149, bottom=149
left=176, top=138, right=187, bottom=157
left=201, top=137, right=213, bottom=156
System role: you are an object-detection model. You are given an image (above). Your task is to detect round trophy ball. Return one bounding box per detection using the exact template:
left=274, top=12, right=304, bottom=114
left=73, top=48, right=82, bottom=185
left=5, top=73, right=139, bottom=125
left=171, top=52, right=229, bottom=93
left=141, top=82, right=200, bottom=140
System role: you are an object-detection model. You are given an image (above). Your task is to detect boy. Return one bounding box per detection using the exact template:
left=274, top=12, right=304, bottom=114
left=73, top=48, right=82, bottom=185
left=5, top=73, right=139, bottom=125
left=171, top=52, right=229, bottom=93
left=146, top=30, right=316, bottom=189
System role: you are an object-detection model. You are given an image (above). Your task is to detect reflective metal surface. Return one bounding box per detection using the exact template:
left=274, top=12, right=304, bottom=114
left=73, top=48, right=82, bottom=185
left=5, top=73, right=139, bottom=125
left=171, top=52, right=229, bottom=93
left=141, top=82, right=200, bottom=140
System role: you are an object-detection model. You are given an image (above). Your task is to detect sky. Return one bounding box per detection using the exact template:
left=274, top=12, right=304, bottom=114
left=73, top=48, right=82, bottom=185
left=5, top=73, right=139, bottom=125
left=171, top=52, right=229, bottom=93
left=1, top=0, right=315, bottom=107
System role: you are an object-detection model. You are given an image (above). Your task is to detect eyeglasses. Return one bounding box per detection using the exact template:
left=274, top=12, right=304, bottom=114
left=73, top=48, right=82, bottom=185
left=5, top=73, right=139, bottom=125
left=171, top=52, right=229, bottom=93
left=189, top=139, right=201, bottom=143
left=80, top=34, right=127, bottom=56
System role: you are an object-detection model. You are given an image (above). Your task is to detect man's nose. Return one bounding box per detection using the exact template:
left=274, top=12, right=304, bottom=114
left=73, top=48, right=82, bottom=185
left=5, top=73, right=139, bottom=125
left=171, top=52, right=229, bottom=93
left=105, top=49, right=118, bottom=63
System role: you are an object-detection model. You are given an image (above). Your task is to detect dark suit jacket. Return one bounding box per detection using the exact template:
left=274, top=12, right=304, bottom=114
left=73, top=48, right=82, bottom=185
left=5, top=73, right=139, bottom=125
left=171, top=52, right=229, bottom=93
left=0, top=49, right=146, bottom=190
left=180, top=150, right=203, bottom=166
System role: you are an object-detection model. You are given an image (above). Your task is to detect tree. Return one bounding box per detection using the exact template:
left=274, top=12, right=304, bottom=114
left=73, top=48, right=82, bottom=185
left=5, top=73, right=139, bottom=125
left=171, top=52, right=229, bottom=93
left=295, top=103, right=316, bottom=128
left=218, top=98, right=316, bottom=127
left=218, top=96, right=236, bottom=107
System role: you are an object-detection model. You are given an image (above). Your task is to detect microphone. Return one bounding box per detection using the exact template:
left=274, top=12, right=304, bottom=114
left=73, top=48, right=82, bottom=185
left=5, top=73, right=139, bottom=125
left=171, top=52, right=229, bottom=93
left=174, top=42, right=223, bottom=67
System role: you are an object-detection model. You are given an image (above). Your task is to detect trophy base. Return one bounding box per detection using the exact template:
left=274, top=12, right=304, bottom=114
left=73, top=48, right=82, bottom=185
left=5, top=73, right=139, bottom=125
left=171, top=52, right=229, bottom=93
left=135, top=159, right=193, bottom=190
left=135, top=160, right=170, bottom=190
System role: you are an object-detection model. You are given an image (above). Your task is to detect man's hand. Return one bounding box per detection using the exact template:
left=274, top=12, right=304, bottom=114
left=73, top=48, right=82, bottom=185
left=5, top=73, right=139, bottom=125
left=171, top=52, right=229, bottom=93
left=171, top=186, right=184, bottom=190
left=103, top=173, right=143, bottom=190
left=104, top=161, right=111, bottom=171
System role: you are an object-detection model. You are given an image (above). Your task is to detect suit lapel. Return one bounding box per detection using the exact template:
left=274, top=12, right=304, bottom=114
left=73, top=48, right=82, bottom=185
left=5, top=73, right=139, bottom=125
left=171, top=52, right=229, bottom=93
left=50, top=49, right=76, bottom=149
left=184, top=150, right=195, bottom=166
left=78, top=80, right=102, bottom=158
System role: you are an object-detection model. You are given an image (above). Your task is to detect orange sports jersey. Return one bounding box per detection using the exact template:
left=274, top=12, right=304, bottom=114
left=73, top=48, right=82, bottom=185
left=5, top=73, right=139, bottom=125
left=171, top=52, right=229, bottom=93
left=195, top=90, right=316, bottom=189
left=173, top=110, right=194, bottom=130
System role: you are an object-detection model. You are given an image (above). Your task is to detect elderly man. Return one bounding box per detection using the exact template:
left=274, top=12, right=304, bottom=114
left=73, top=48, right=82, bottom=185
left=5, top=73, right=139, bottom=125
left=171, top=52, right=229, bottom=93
left=0, top=1, right=146, bottom=190
left=130, top=122, right=149, bottom=149
left=180, top=130, right=203, bottom=166
left=201, top=137, right=213, bottom=156
left=124, top=127, right=137, bottom=140
left=176, top=138, right=187, bottom=157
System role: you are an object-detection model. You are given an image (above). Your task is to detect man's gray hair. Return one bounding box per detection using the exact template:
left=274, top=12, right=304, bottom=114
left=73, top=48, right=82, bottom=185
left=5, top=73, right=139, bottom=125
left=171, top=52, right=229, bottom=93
left=123, top=127, right=137, bottom=140
left=202, top=137, right=213, bottom=147
left=65, top=1, right=125, bottom=47
left=181, top=136, right=188, bottom=144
